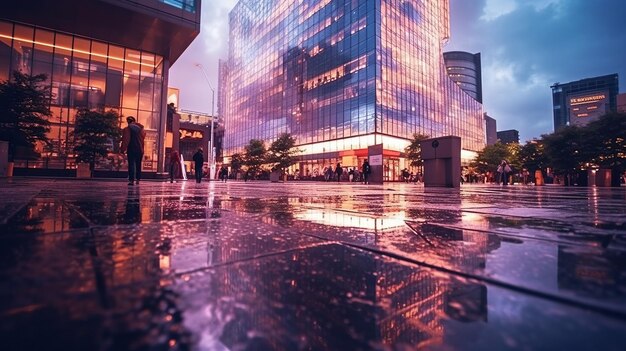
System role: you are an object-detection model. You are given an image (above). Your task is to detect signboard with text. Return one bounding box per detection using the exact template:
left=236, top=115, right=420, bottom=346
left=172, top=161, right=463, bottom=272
left=567, top=90, right=609, bottom=127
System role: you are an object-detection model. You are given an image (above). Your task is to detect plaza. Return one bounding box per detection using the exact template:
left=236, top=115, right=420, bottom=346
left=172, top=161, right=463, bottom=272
left=1, top=179, right=625, bottom=350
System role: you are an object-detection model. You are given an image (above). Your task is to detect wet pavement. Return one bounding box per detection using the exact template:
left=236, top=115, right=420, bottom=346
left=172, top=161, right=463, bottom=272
left=0, top=179, right=625, bottom=351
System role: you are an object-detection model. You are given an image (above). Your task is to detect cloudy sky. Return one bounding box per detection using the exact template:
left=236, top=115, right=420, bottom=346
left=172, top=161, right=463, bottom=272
left=169, top=0, right=626, bottom=143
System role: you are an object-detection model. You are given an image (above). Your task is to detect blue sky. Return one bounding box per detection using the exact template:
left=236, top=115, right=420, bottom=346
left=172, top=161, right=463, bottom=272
left=169, top=0, right=626, bottom=143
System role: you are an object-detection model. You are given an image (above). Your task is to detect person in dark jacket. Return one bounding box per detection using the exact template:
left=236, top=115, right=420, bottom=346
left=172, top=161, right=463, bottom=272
left=169, top=149, right=181, bottom=183
left=192, top=148, right=204, bottom=183
left=335, top=163, right=343, bottom=182
left=362, top=160, right=371, bottom=184
left=120, top=116, right=146, bottom=185
left=219, top=165, right=228, bottom=182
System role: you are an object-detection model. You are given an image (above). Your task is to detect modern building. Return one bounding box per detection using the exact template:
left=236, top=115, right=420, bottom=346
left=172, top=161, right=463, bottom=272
left=497, top=129, right=519, bottom=144
left=1, top=0, right=201, bottom=175
left=223, top=0, right=485, bottom=181
left=443, top=51, right=482, bottom=103
left=551, top=74, right=619, bottom=131
left=484, top=114, right=497, bottom=145
left=618, top=93, right=626, bottom=113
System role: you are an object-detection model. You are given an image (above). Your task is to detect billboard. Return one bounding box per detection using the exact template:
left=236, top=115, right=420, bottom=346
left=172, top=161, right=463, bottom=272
left=567, top=90, right=609, bottom=127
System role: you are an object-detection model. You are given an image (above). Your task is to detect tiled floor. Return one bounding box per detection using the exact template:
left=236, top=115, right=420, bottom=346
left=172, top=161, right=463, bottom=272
left=1, top=179, right=625, bottom=350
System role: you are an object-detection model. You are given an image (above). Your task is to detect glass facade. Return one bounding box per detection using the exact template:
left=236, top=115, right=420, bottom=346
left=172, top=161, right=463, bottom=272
left=0, top=19, right=164, bottom=171
left=225, top=0, right=485, bottom=176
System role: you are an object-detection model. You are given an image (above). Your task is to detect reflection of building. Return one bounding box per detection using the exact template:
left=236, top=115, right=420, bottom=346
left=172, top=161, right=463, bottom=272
left=497, top=129, right=519, bottom=144
left=551, top=74, right=619, bottom=131
left=443, top=51, right=483, bottom=103
left=1, top=0, right=201, bottom=174
left=224, top=0, right=485, bottom=181
left=484, top=114, right=497, bottom=146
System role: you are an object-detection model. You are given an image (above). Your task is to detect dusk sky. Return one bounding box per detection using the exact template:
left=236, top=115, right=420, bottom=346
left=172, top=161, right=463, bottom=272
left=169, top=0, right=626, bottom=143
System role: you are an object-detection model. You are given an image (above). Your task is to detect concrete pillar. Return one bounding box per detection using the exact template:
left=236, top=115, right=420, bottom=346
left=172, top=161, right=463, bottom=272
left=421, top=136, right=461, bottom=188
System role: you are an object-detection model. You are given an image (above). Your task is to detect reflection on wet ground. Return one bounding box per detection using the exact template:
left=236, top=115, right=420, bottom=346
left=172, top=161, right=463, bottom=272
left=0, top=179, right=625, bottom=350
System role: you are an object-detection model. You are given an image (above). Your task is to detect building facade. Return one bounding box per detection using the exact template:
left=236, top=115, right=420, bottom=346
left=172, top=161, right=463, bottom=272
left=484, top=114, right=497, bottom=145
left=443, top=51, right=482, bottom=103
left=1, top=0, right=200, bottom=175
left=618, top=93, right=626, bottom=113
left=551, top=74, right=619, bottom=131
left=496, top=129, right=519, bottom=144
left=224, top=0, right=485, bottom=181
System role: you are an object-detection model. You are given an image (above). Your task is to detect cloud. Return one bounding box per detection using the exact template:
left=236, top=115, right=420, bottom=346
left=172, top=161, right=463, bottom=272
left=448, top=0, right=626, bottom=142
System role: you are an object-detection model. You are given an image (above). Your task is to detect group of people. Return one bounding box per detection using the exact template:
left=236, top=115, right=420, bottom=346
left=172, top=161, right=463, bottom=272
left=321, top=160, right=372, bottom=184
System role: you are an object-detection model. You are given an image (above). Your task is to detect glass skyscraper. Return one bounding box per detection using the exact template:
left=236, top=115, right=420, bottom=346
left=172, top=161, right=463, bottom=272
left=224, top=0, right=484, bottom=180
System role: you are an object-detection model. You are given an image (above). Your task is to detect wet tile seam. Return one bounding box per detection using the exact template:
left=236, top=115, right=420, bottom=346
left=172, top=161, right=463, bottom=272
left=337, top=239, right=626, bottom=322
left=0, top=191, right=40, bottom=225
left=414, top=221, right=612, bottom=250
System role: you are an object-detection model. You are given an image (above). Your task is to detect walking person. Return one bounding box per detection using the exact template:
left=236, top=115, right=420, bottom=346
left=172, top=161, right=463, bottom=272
left=120, top=116, right=146, bottom=186
left=498, top=160, right=512, bottom=186
left=335, top=163, right=343, bottom=182
left=192, top=148, right=204, bottom=183
left=362, top=159, right=371, bottom=184
left=169, top=149, right=181, bottom=183
left=219, top=165, right=228, bottom=182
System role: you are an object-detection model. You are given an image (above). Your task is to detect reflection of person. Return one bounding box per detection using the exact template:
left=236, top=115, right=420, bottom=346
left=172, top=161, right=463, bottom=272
left=169, top=149, right=180, bottom=183
left=120, top=116, right=146, bottom=186
left=121, top=186, right=141, bottom=224
left=362, top=160, right=371, bottom=184
left=497, top=160, right=512, bottom=185
left=192, top=148, right=204, bottom=183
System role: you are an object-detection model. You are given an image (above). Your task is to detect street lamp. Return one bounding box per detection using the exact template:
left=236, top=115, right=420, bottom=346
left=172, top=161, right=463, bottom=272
left=195, top=63, right=216, bottom=180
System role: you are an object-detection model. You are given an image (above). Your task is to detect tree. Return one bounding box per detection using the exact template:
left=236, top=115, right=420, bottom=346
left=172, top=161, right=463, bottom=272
left=72, top=109, right=122, bottom=172
left=244, top=139, right=267, bottom=176
left=404, top=133, right=429, bottom=168
left=230, top=152, right=244, bottom=175
left=470, top=142, right=514, bottom=174
left=541, top=125, right=590, bottom=185
left=0, top=71, right=52, bottom=161
left=584, top=112, right=626, bottom=186
left=519, top=140, right=548, bottom=175
left=267, top=133, right=301, bottom=172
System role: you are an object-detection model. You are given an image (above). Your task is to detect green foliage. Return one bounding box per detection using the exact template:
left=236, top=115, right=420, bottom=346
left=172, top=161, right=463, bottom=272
left=542, top=125, right=590, bottom=176
left=584, top=112, right=626, bottom=171
left=404, top=133, right=429, bottom=168
left=244, top=139, right=267, bottom=174
left=267, top=133, right=301, bottom=171
left=230, top=152, right=244, bottom=172
left=0, top=71, right=52, bottom=161
left=72, top=109, right=122, bottom=170
left=519, top=140, right=548, bottom=173
left=470, top=142, right=516, bottom=174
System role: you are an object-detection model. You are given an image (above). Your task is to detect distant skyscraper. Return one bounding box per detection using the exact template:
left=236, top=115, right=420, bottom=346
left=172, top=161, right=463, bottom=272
left=617, top=93, right=626, bottom=113
left=497, top=130, right=519, bottom=144
left=484, top=114, right=497, bottom=145
left=443, top=51, right=483, bottom=103
left=551, top=74, right=619, bottom=131
left=224, top=0, right=485, bottom=180
left=1, top=0, right=201, bottom=174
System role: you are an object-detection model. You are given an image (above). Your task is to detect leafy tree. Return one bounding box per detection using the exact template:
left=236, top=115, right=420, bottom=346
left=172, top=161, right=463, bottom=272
left=72, top=109, right=122, bottom=172
left=0, top=71, right=52, bottom=161
left=541, top=125, right=590, bottom=185
left=267, top=133, right=301, bottom=172
left=244, top=139, right=267, bottom=176
left=230, top=152, right=244, bottom=174
left=404, top=133, right=429, bottom=168
left=470, top=142, right=513, bottom=174
left=519, top=140, right=548, bottom=175
left=584, top=112, right=626, bottom=186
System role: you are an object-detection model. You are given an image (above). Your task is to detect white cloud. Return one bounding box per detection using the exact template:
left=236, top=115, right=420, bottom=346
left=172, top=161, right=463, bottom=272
left=481, top=0, right=517, bottom=21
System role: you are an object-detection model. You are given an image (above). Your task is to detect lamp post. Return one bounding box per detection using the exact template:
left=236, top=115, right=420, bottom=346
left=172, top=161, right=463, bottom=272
left=195, top=63, right=216, bottom=180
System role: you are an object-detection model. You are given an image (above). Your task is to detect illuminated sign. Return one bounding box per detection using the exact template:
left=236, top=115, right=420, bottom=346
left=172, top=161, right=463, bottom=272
left=569, top=94, right=606, bottom=106
left=566, top=90, right=609, bottom=127
left=179, top=129, right=204, bottom=139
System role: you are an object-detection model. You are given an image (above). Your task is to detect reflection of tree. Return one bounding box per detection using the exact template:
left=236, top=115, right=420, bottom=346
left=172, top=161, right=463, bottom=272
left=267, top=197, right=294, bottom=226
